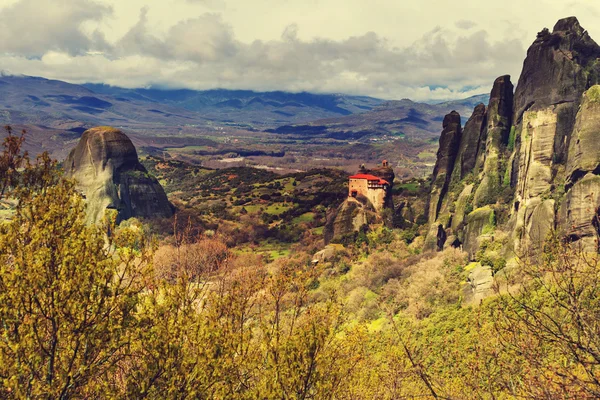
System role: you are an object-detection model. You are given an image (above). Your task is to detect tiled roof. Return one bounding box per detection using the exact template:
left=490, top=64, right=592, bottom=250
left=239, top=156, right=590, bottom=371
left=349, top=174, right=389, bottom=185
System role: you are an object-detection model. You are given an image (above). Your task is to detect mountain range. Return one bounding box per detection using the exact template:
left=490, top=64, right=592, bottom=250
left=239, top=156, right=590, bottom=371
left=0, top=73, right=490, bottom=159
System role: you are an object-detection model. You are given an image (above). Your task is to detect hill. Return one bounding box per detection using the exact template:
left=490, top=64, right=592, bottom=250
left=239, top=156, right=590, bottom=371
left=82, top=84, right=384, bottom=128
left=266, top=94, right=490, bottom=140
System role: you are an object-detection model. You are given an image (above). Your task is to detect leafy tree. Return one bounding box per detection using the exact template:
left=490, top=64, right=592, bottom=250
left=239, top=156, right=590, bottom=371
left=0, top=125, right=27, bottom=199
left=492, top=236, right=600, bottom=398
left=0, top=154, right=152, bottom=398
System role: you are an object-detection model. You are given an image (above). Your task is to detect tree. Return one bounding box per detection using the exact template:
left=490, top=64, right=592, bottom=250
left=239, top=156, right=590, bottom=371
left=492, top=236, right=600, bottom=398
left=0, top=156, right=152, bottom=398
left=0, top=125, right=27, bottom=199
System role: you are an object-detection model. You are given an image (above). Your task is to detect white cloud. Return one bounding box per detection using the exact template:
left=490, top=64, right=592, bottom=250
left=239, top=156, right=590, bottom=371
left=1, top=0, right=600, bottom=101
left=0, top=0, right=111, bottom=56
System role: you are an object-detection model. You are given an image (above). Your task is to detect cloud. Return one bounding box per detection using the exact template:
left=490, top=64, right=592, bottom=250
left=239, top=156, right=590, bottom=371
left=184, top=0, right=225, bottom=7
left=0, top=1, right=529, bottom=101
left=0, top=0, right=111, bottom=57
left=455, top=19, right=477, bottom=30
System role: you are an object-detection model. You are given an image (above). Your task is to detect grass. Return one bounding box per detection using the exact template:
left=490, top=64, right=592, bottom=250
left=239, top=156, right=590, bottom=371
left=417, top=151, right=436, bottom=160
left=165, top=145, right=211, bottom=153
left=268, top=249, right=291, bottom=259
left=396, top=182, right=420, bottom=194
left=236, top=242, right=291, bottom=261
left=587, top=85, right=600, bottom=103
left=265, top=204, right=293, bottom=215
left=242, top=203, right=294, bottom=215
left=293, top=212, right=315, bottom=224
left=283, top=179, right=296, bottom=192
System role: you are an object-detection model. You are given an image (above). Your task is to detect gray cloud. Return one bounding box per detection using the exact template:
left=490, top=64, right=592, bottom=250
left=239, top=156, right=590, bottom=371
left=455, top=20, right=477, bottom=30
left=0, top=0, right=111, bottom=57
left=0, top=1, right=532, bottom=100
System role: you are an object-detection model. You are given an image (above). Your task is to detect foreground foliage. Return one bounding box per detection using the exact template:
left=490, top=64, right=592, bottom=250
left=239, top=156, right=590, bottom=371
left=1, top=130, right=600, bottom=398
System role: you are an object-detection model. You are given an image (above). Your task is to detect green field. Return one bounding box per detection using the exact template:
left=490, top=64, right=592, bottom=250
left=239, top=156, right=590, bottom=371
left=293, top=212, right=315, bottom=224
left=243, top=203, right=294, bottom=215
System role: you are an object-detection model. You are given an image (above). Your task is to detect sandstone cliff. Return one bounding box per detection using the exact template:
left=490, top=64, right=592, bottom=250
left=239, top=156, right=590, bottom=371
left=65, top=127, right=174, bottom=223
left=418, top=16, right=600, bottom=260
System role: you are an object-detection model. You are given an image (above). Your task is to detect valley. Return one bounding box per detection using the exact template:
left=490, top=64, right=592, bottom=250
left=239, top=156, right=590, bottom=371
left=0, top=74, right=487, bottom=178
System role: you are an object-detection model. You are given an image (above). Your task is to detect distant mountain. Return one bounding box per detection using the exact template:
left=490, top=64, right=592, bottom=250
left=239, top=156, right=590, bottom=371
left=433, top=94, right=490, bottom=111
left=266, top=94, right=491, bottom=140
left=82, top=84, right=384, bottom=128
left=0, top=73, right=492, bottom=160
left=0, top=75, right=210, bottom=131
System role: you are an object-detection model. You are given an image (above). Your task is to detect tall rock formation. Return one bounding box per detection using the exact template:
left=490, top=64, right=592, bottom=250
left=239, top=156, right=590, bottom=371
left=513, top=17, right=600, bottom=125
left=65, top=126, right=174, bottom=223
left=423, top=76, right=512, bottom=254
left=558, top=86, right=600, bottom=251
left=473, top=75, right=513, bottom=207
left=423, top=111, right=462, bottom=251
left=419, top=16, right=600, bottom=260
left=455, top=103, right=486, bottom=179
left=427, top=111, right=462, bottom=224
left=511, top=17, right=600, bottom=254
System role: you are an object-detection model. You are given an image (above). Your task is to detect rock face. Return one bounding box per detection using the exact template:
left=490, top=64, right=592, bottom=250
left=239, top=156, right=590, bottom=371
left=324, top=198, right=370, bottom=244
left=467, top=264, right=494, bottom=303
left=423, top=77, right=511, bottom=253
left=557, top=86, right=600, bottom=251
left=422, top=111, right=462, bottom=251
left=65, top=127, right=174, bottom=223
left=473, top=75, right=513, bottom=207
left=510, top=17, right=600, bottom=254
left=419, top=17, right=600, bottom=260
left=455, top=104, right=486, bottom=179
left=513, top=17, right=600, bottom=125
left=463, top=206, right=495, bottom=259
left=427, top=111, right=462, bottom=224
left=404, top=16, right=600, bottom=306
left=565, top=86, right=600, bottom=187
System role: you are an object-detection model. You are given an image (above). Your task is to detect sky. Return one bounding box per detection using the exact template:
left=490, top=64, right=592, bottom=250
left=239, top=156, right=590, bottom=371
left=1, top=0, right=600, bottom=101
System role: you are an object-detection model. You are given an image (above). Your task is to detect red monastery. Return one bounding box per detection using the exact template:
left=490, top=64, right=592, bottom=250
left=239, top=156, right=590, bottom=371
left=348, top=173, right=390, bottom=212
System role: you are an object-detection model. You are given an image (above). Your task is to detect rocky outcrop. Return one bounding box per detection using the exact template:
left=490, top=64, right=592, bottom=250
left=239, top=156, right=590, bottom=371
left=559, top=175, right=600, bottom=251
left=565, top=86, right=600, bottom=188
left=324, top=198, right=370, bottom=244
left=557, top=86, right=600, bottom=251
left=467, top=264, right=494, bottom=303
left=455, top=104, right=486, bottom=179
left=422, top=72, right=517, bottom=254
left=511, top=109, right=558, bottom=253
left=325, top=161, right=396, bottom=244
left=510, top=17, right=600, bottom=254
left=422, top=111, right=462, bottom=252
left=427, top=111, right=462, bottom=224
left=473, top=75, right=513, bottom=207
left=399, top=17, right=600, bottom=308
left=463, top=206, right=495, bottom=259
left=65, top=126, right=174, bottom=223
left=311, top=244, right=345, bottom=264
left=513, top=17, right=600, bottom=125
